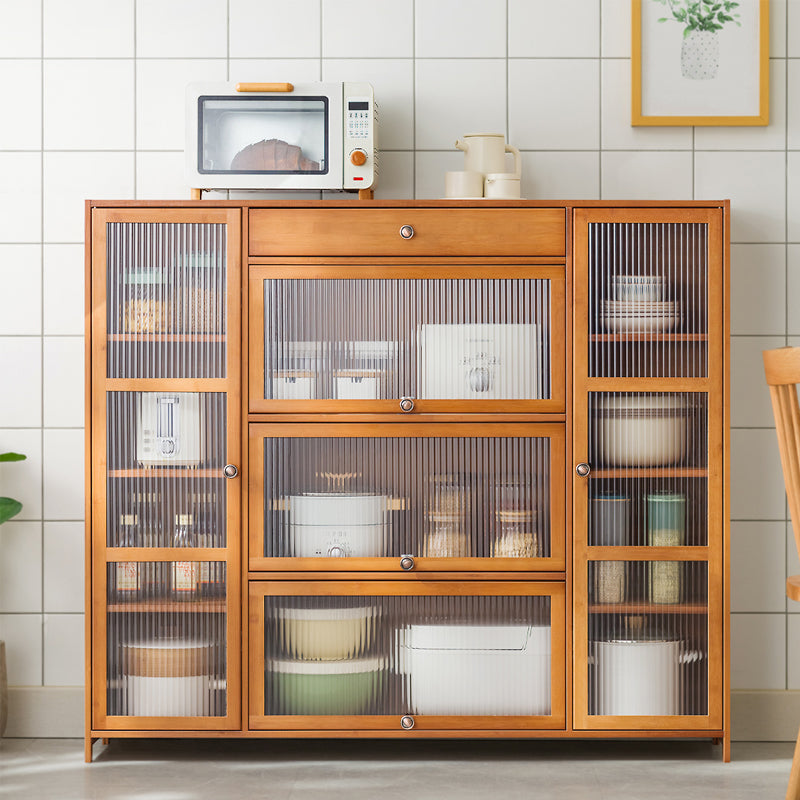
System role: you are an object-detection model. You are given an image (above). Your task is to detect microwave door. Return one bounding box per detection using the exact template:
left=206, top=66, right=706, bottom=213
left=199, top=97, right=328, bottom=176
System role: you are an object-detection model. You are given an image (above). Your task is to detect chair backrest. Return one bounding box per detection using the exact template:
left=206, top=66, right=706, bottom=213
left=764, top=346, right=800, bottom=559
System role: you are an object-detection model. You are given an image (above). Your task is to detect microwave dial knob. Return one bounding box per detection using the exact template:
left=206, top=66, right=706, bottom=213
left=350, top=149, right=368, bottom=166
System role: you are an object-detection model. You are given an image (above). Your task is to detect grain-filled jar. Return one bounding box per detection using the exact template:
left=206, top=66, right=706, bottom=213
left=122, top=269, right=172, bottom=334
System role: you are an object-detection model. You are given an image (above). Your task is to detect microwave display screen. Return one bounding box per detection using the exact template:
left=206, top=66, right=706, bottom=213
left=198, top=96, right=329, bottom=175
left=348, top=101, right=369, bottom=111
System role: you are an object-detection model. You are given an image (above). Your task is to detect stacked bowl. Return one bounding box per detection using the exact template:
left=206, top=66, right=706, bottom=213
left=602, top=275, right=680, bottom=333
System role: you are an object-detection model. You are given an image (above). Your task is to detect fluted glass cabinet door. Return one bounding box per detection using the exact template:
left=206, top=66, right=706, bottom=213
left=248, top=423, right=565, bottom=572
left=90, top=209, right=241, bottom=730
left=248, top=581, right=565, bottom=731
left=572, top=208, right=725, bottom=732
left=248, top=266, right=565, bottom=414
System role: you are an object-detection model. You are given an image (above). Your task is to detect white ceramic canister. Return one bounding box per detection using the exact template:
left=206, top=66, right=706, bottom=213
left=444, top=170, right=484, bottom=198
left=455, top=134, right=521, bottom=177
left=484, top=173, right=521, bottom=199
left=596, top=394, right=687, bottom=467
left=593, top=638, right=685, bottom=716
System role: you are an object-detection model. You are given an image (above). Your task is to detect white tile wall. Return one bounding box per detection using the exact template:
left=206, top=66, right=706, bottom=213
left=0, top=522, right=42, bottom=613
left=0, top=338, right=41, bottom=427
left=730, top=429, right=787, bottom=521
left=0, top=246, right=42, bottom=336
left=0, top=61, right=41, bottom=150
left=731, top=245, right=786, bottom=336
left=229, top=0, right=320, bottom=59
left=731, top=614, right=786, bottom=690
left=0, top=614, right=42, bottom=685
left=0, top=1, right=794, bottom=730
left=43, top=338, right=84, bottom=429
left=43, top=0, right=134, bottom=58
left=42, top=430, right=85, bottom=521
left=416, top=0, right=506, bottom=58
left=510, top=0, right=599, bottom=58
left=42, top=245, right=85, bottom=336
left=43, top=523, right=84, bottom=614
left=43, top=614, right=84, bottom=686
left=509, top=60, right=599, bottom=150
left=731, top=522, right=787, bottom=614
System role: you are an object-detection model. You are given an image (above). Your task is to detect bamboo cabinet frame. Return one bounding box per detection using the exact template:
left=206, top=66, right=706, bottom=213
left=88, top=208, right=242, bottom=736
left=85, top=200, right=728, bottom=758
left=571, top=208, right=728, bottom=742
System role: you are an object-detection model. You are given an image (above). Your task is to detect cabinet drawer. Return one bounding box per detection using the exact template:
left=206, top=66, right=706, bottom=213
left=249, top=580, right=566, bottom=731
left=248, top=209, right=566, bottom=257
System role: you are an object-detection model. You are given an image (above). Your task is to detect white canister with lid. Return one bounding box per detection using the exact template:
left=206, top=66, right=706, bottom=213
left=484, top=173, right=521, bottom=199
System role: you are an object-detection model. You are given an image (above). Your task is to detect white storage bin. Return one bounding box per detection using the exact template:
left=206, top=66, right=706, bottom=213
left=401, top=623, right=551, bottom=715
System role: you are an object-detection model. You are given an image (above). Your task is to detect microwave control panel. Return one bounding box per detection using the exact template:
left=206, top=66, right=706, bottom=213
left=343, top=85, right=377, bottom=190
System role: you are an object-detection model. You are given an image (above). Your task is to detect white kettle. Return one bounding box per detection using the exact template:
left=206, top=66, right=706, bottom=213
left=455, top=133, right=521, bottom=177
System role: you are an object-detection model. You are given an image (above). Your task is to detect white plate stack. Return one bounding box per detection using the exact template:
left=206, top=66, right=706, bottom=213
left=602, top=275, right=681, bottom=333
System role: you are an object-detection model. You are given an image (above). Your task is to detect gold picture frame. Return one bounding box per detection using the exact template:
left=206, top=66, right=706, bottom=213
left=632, top=0, right=769, bottom=126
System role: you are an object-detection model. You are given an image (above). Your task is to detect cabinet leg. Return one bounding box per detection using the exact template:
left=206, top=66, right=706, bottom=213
left=102, top=738, right=109, bottom=745
left=723, top=732, right=731, bottom=764
left=84, top=737, right=96, bottom=763
left=190, top=188, right=202, bottom=200
left=358, top=189, right=374, bottom=200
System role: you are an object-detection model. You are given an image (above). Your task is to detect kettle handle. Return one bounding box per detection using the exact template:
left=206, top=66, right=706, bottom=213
left=455, top=139, right=468, bottom=153
left=505, top=144, right=521, bottom=177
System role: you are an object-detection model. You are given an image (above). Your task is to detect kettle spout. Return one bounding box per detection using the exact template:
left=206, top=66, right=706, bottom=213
left=455, top=139, right=467, bottom=153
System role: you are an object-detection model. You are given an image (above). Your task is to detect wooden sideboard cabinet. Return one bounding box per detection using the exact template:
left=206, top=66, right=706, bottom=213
left=85, top=199, right=729, bottom=761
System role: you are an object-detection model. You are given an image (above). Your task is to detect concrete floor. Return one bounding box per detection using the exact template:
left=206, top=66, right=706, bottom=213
left=0, top=738, right=793, bottom=799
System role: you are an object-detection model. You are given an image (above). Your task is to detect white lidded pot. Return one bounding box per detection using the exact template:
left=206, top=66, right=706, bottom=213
left=596, top=394, right=687, bottom=467
left=592, top=638, right=702, bottom=716
left=455, top=133, right=521, bottom=177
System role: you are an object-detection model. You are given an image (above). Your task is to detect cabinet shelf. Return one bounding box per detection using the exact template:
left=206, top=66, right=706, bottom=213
left=589, top=602, right=708, bottom=615
left=107, top=469, right=222, bottom=478
left=107, top=599, right=226, bottom=613
left=108, top=333, right=225, bottom=343
left=590, top=333, right=708, bottom=343
left=590, top=468, right=707, bottom=478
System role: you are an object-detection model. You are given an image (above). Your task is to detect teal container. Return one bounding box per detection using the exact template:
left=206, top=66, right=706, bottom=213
left=269, top=657, right=383, bottom=715
left=646, top=492, right=686, bottom=547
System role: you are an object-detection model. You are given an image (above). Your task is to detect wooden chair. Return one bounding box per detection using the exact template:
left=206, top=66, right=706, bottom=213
left=763, top=346, right=800, bottom=799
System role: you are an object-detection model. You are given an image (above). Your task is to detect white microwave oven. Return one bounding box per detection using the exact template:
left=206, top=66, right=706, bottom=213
left=185, top=81, right=378, bottom=192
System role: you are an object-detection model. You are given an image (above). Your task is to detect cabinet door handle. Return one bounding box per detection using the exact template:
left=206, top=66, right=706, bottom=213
left=399, top=555, right=415, bottom=571
left=399, top=396, right=415, bottom=413
left=223, top=464, right=239, bottom=479
left=575, top=462, right=591, bottom=477
left=399, top=224, right=414, bottom=239
left=400, top=715, right=415, bottom=729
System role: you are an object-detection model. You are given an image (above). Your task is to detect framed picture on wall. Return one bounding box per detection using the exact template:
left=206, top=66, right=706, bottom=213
left=631, top=0, right=769, bottom=126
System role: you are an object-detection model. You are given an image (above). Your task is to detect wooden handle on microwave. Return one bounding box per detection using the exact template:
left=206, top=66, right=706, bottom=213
left=235, top=82, right=294, bottom=93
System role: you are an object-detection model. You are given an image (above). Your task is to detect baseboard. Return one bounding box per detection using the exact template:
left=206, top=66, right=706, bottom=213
left=732, top=691, right=800, bottom=741
left=5, top=687, right=84, bottom=738
left=3, top=687, right=797, bottom=741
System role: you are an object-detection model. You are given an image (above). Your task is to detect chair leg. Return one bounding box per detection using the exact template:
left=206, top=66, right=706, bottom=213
left=787, top=725, right=800, bottom=799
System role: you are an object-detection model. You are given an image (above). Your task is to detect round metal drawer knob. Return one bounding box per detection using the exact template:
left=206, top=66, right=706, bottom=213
left=400, top=715, right=415, bottom=730
left=399, top=224, right=415, bottom=239
left=399, top=396, right=415, bottom=413
left=575, top=462, right=591, bottom=477
left=223, top=464, right=239, bottom=479
left=400, top=555, right=415, bottom=571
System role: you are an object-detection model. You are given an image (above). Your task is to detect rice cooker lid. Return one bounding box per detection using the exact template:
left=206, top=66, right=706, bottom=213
left=270, top=657, right=383, bottom=675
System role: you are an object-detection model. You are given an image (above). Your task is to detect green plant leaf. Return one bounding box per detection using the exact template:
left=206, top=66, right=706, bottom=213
left=0, top=452, right=26, bottom=462
left=0, top=497, right=22, bottom=525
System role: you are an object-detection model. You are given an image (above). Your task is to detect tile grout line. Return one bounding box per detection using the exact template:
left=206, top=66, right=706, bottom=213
left=412, top=0, right=416, bottom=200
left=133, top=0, right=137, bottom=198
